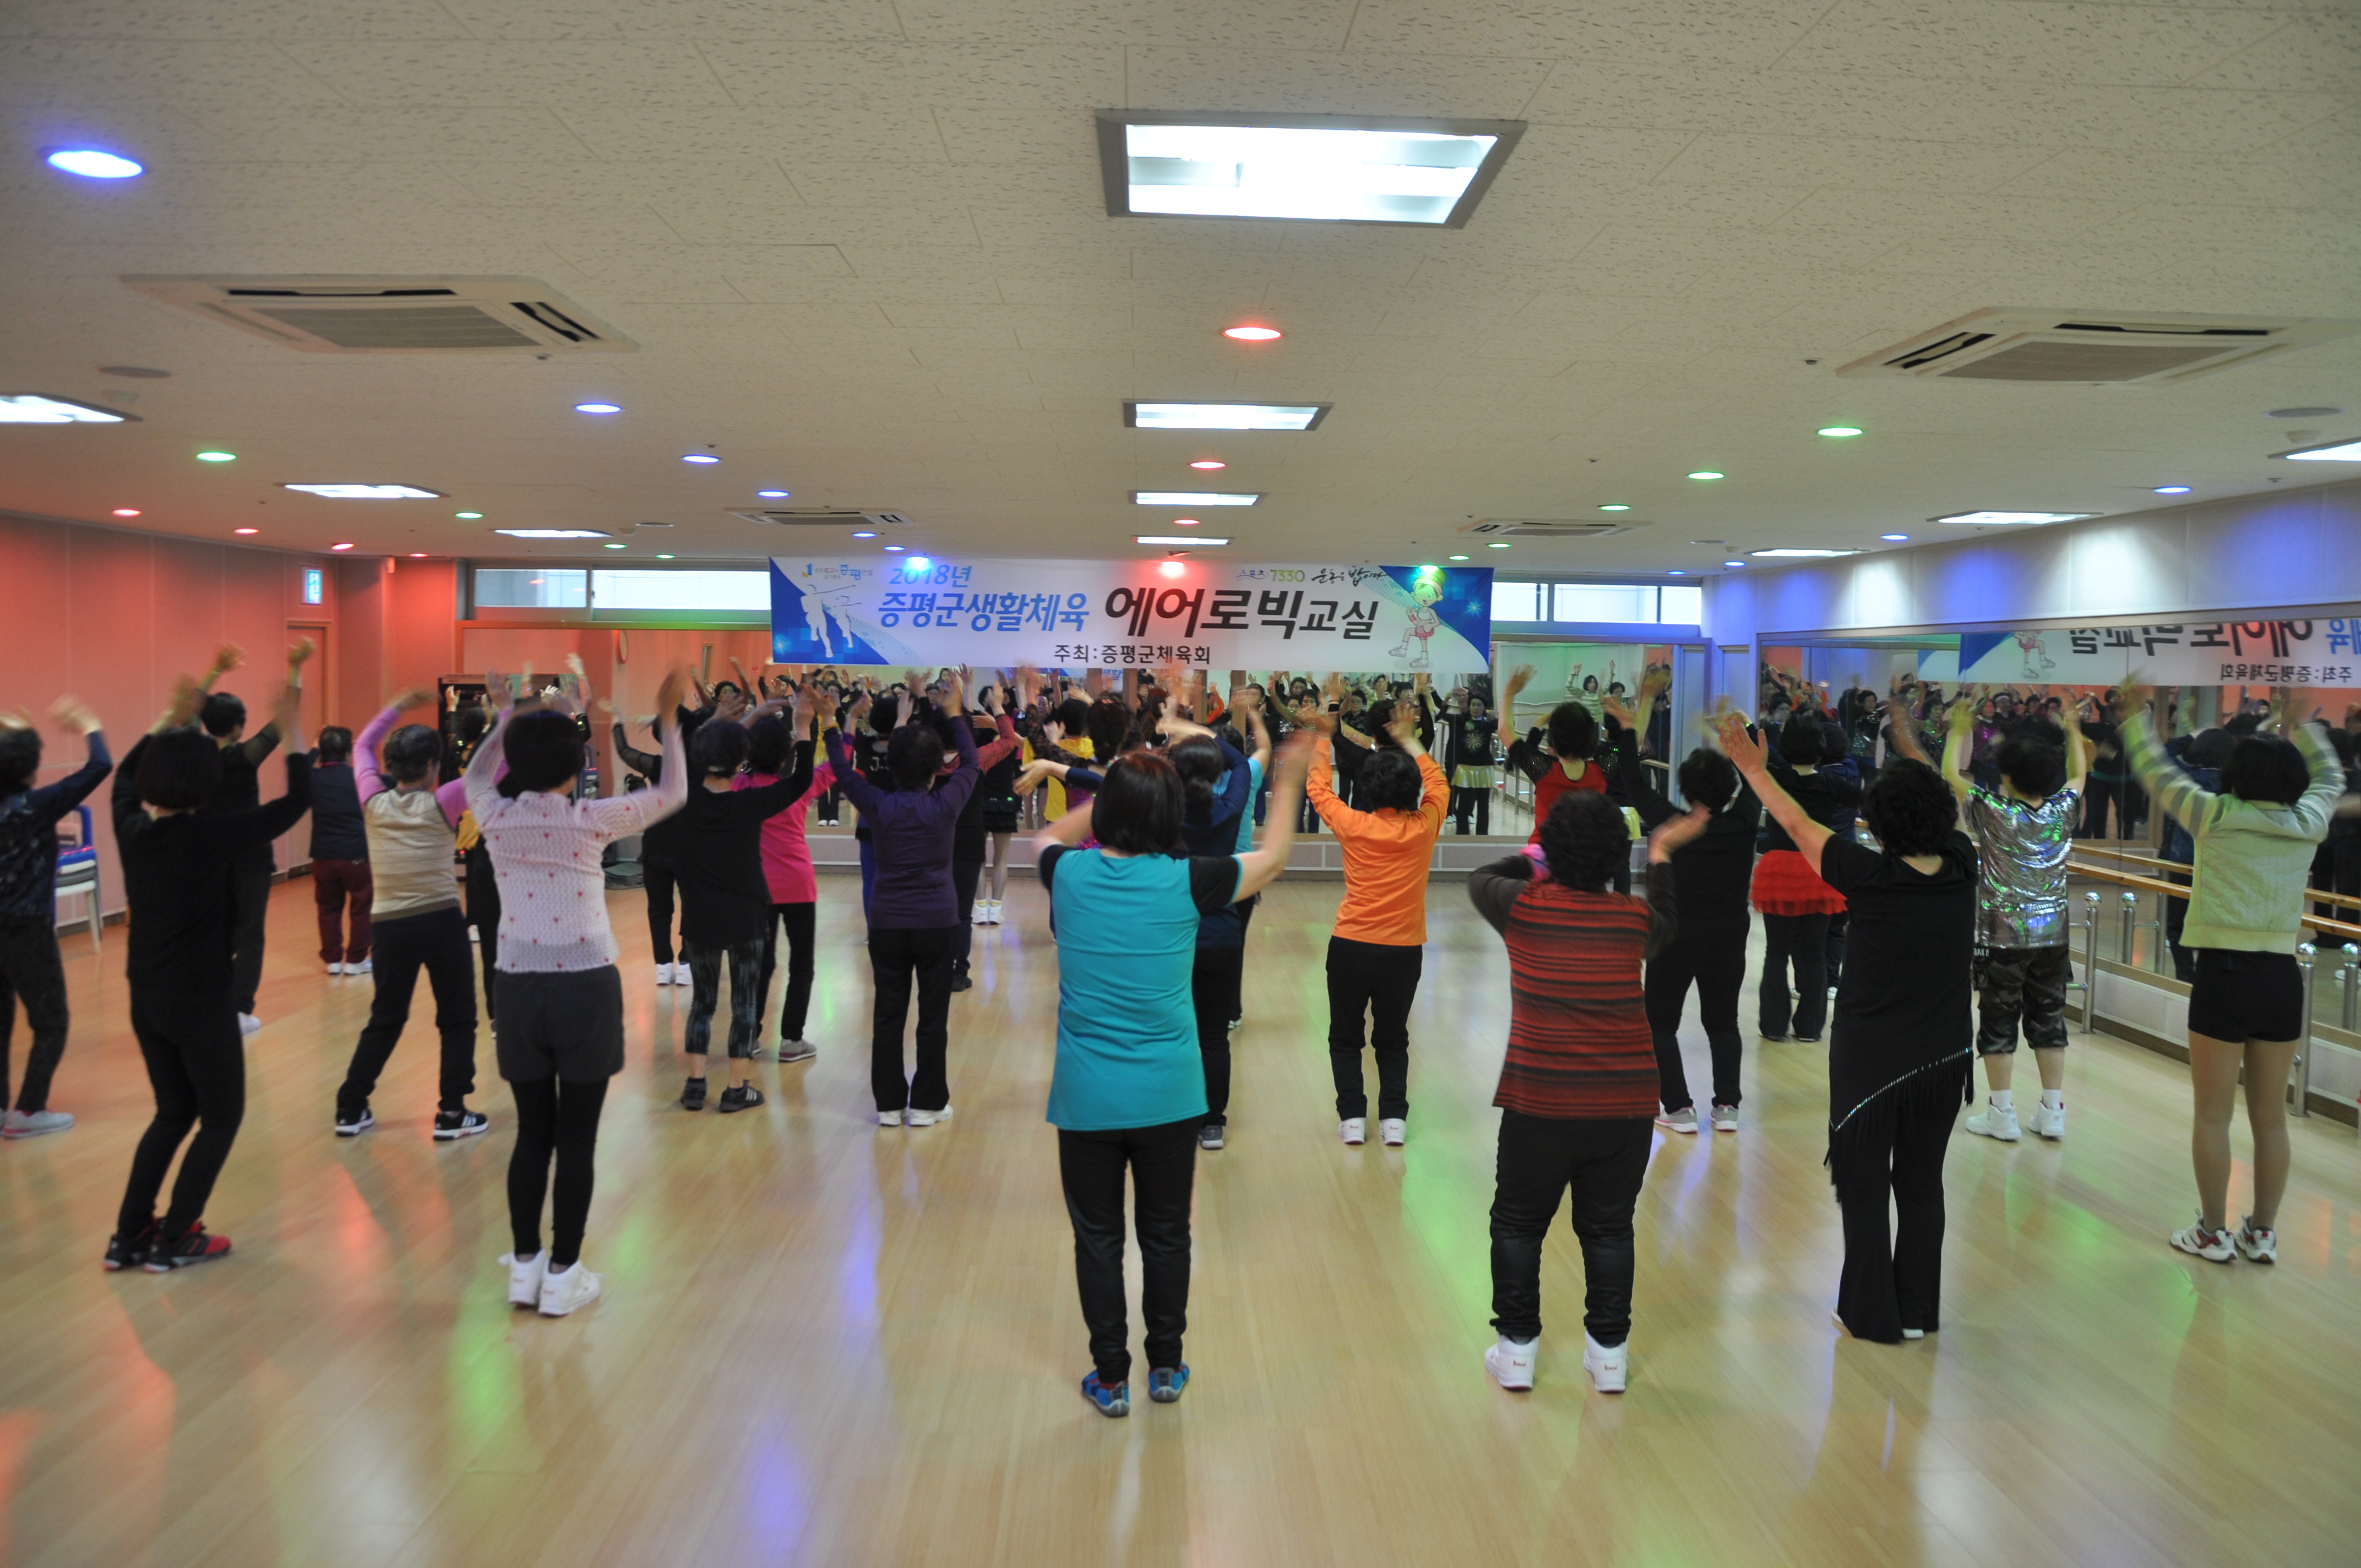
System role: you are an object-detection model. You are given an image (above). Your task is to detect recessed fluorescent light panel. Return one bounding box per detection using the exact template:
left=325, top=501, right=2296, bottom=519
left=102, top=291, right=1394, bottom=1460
left=1125, top=401, right=1329, bottom=431
left=1751, top=548, right=1858, bottom=559
left=1098, top=111, right=1522, bottom=228
left=495, top=529, right=611, bottom=539
left=282, top=483, right=443, bottom=499
left=2275, top=436, right=2361, bottom=461
left=0, top=393, right=134, bottom=423
left=1933, top=510, right=2098, bottom=527
left=1138, top=535, right=1229, bottom=547
left=1131, top=491, right=1261, bottom=507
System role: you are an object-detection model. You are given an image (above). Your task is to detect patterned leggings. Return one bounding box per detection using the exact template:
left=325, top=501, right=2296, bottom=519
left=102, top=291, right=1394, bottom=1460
left=683, top=939, right=766, bottom=1060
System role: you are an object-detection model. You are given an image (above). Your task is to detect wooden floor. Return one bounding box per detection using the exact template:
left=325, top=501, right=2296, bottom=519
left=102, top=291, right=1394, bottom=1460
left=4, top=874, right=2359, bottom=1568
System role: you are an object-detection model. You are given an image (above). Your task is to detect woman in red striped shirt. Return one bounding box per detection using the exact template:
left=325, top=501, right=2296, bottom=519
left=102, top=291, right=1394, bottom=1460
left=1467, top=790, right=1706, bottom=1396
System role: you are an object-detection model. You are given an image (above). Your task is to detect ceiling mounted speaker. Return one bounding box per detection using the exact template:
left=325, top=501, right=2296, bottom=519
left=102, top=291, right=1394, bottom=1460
left=119, top=275, right=635, bottom=355
left=1838, top=308, right=2356, bottom=385
left=1460, top=519, right=1644, bottom=538
left=729, top=508, right=915, bottom=528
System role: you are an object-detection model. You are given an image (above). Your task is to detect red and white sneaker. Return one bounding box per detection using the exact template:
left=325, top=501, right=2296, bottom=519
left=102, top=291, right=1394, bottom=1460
left=2235, top=1217, right=2277, bottom=1264
left=2170, top=1216, right=2235, bottom=1263
left=145, top=1224, right=233, bottom=1272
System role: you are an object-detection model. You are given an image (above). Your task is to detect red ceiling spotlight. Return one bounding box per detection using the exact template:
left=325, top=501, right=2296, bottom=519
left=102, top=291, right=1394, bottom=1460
left=1222, top=325, right=1282, bottom=342
left=330, top=541, right=355, bottom=551
left=1172, top=517, right=1201, bottom=527
left=112, top=507, right=142, bottom=518
left=1188, top=459, right=1226, bottom=470
left=1158, top=559, right=1188, bottom=579
left=233, top=526, right=259, bottom=535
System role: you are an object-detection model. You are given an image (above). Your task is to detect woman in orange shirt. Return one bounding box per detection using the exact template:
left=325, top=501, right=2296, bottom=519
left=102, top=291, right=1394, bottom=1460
left=1301, top=677, right=1450, bottom=1148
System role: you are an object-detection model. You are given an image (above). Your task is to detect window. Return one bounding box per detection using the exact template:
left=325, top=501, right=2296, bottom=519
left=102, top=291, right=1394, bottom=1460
left=475, top=568, right=586, bottom=608
left=1494, top=580, right=1701, bottom=625
left=1661, top=585, right=1703, bottom=623
left=1552, top=584, right=1657, bottom=623
left=1490, top=581, right=1542, bottom=622
left=590, top=570, right=769, bottom=611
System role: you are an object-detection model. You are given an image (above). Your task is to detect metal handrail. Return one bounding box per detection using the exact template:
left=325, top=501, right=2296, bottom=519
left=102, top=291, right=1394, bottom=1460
left=2065, top=859, right=2361, bottom=944
left=2073, top=845, right=2361, bottom=915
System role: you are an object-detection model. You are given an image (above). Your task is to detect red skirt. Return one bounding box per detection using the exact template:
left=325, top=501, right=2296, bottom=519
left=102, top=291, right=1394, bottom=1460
left=1751, top=848, right=1847, bottom=917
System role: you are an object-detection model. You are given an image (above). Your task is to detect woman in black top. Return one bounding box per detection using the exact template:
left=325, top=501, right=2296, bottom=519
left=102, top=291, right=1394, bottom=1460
left=1717, top=713, right=1976, bottom=1344
left=1751, top=710, right=1861, bottom=1043
left=671, top=698, right=816, bottom=1112
left=614, top=712, right=693, bottom=986
left=107, top=663, right=313, bottom=1272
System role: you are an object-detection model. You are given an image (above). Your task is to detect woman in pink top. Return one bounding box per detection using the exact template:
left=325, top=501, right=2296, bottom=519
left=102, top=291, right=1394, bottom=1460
left=736, top=706, right=835, bottom=1061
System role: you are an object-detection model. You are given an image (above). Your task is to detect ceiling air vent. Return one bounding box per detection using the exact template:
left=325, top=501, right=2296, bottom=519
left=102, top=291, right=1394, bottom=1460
left=1461, top=519, right=1644, bottom=539
left=118, top=275, right=635, bottom=355
left=1838, top=309, right=2355, bottom=385
left=729, top=509, right=916, bottom=529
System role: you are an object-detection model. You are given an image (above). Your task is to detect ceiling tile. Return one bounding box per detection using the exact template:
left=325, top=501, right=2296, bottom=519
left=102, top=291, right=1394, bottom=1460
left=1773, top=1, right=2287, bottom=87
left=555, top=105, right=944, bottom=162
left=1651, top=133, right=2057, bottom=195
left=705, top=42, right=1123, bottom=110
left=277, top=40, right=735, bottom=105
left=1124, top=46, right=1552, bottom=119
left=2194, top=14, right=2361, bottom=94
left=895, top=1, right=1359, bottom=49
left=1906, top=82, right=2353, bottom=153
left=1343, top=0, right=1830, bottom=72
left=438, top=0, right=906, bottom=40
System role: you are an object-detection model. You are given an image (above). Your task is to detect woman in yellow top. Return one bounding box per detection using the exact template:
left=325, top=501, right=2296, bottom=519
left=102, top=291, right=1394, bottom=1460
left=1299, top=676, right=1450, bottom=1148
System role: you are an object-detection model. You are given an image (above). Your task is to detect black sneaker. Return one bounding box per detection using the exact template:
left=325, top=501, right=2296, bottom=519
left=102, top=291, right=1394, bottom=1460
left=717, top=1084, right=765, bottom=1114
left=433, top=1108, right=489, bottom=1141
left=335, top=1106, right=374, bottom=1137
left=681, top=1077, right=708, bottom=1111
left=104, top=1222, right=157, bottom=1271
left=145, top=1223, right=232, bottom=1272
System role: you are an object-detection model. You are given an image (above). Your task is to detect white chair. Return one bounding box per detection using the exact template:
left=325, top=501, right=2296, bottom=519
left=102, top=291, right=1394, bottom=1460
left=55, top=804, right=101, bottom=954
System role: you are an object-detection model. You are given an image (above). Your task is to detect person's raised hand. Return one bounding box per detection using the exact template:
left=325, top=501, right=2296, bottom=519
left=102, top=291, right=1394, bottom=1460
left=162, top=673, right=205, bottom=731
left=387, top=685, right=436, bottom=713
left=1038, top=717, right=1063, bottom=745
left=208, top=644, right=245, bottom=679
left=1384, top=701, right=1421, bottom=748
left=1649, top=803, right=1712, bottom=858
left=848, top=688, right=874, bottom=726
left=655, top=665, right=694, bottom=726
left=1638, top=662, right=1672, bottom=707
left=1503, top=663, right=1535, bottom=704
left=287, top=635, right=317, bottom=669
left=48, top=694, right=101, bottom=736
left=484, top=668, right=514, bottom=712
left=1271, top=729, right=1315, bottom=792
left=1600, top=690, right=1636, bottom=730
left=1712, top=711, right=1766, bottom=773
left=1297, top=700, right=1337, bottom=737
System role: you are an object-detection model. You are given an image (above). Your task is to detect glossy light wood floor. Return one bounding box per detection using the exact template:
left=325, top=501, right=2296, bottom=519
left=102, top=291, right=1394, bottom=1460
left=4, top=875, right=2359, bottom=1567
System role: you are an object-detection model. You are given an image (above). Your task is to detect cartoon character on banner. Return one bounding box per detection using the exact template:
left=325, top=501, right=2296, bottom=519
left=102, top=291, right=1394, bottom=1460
left=2012, top=629, right=2055, bottom=679
left=1389, top=565, right=1445, bottom=669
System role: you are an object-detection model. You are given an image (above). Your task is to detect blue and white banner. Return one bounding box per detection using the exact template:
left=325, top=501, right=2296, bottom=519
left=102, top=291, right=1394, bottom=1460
left=1957, top=617, right=2361, bottom=688
left=770, top=557, right=1492, bottom=671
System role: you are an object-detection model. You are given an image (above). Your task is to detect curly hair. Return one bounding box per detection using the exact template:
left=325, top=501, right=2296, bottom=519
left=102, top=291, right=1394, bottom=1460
left=1860, top=757, right=1956, bottom=856
left=1994, top=735, right=2065, bottom=798
left=1676, top=747, right=1738, bottom=811
left=382, top=723, right=442, bottom=785
left=744, top=714, right=794, bottom=775
left=1538, top=790, right=1629, bottom=890
left=1358, top=745, right=1425, bottom=812
left=1545, top=700, right=1597, bottom=761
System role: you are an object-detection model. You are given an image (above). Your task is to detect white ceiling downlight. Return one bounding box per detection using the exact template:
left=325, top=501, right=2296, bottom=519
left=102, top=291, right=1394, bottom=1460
left=0, top=393, right=136, bottom=423
left=1838, top=309, right=2358, bottom=385
left=2273, top=435, right=2361, bottom=461
left=282, top=483, right=442, bottom=499
left=1125, top=402, right=1328, bottom=431
left=1097, top=112, right=1522, bottom=228
left=728, top=508, right=915, bottom=529
left=1461, top=519, right=1645, bottom=540
left=121, top=275, right=637, bottom=355
left=1131, top=491, right=1261, bottom=506
left=1932, top=510, right=2098, bottom=527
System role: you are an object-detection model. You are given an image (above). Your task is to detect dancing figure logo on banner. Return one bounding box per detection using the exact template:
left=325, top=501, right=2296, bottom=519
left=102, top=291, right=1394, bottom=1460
left=769, top=558, right=1493, bottom=669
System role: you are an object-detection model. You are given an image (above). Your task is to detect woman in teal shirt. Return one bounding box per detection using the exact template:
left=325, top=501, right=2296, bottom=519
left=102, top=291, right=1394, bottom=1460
left=1035, top=736, right=1309, bottom=1417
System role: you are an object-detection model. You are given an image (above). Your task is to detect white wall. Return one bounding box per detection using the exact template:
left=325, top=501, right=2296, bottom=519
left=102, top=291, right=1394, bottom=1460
left=1703, top=476, right=2361, bottom=645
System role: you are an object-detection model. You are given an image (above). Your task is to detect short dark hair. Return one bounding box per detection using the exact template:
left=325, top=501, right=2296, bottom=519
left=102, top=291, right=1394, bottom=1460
left=382, top=723, right=442, bottom=785
left=199, top=692, right=246, bottom=738
left=497, top=710, right=584, bottom=798
left=1358, top=746, right=1425, bottom=812
left=456, top=705, right=489, bottom=745
left=1677, top=747, right=1738, bottom=811
left=1168, top=734, right=1225, bottom=813
left=1546, top=700, right=1597, bottom=761
left=2330, top=727, right=2358, bottom=768
left=315, top=725, right=353, bottom=764
left=0, top=727, right=41, bottom=794
left=2223, top=712, right=2262, bottom=737
left=1861, top=757, right=1957, bottom=856
left=744, top=714, right=793, bottom=775
left=2186, top=727, right=2235, bottom=770
left=1538, top=790, right=1628, bottom=890
left=1092, top=751, right=1184, bottom=856
left=2222, top=735, right=2310, bottom=806
left=1995, top=735, right=2066, bottom=798
left=886, top=721, right=942, bottom=788
left=137, top=729, right=222, bottom=810
left=1779, top=710, right=1823, bottom=761
left=692, top=718, right=749, bottom=778
left=1085, top=696, right=1133, bottom=763
left=1052, top=696, right=1091, bottom=736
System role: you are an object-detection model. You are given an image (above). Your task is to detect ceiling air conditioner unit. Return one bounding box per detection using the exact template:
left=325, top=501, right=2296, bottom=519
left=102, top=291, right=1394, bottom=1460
left=119, top=275, right=635, bottom=355
left=729, top=508, right=916, bottom=529
left=1838, top=308, right=2355, bottom=385
left=1461, top=519, right=1644, bottom=539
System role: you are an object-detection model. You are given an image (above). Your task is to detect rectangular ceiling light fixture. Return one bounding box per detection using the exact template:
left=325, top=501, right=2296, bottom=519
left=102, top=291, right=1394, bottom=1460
left=0, top=393, right=134, bottom=423
left=1138, top=535, right=1230, bottom=546
left=1131, top=491, right=1261, bottom=506
left=1750, top=548, right=1858, bottom=558
left=283, top=482, right=443, bottom=499
left=1098, top=111, right=1523, bottom=227
left=2275, top=436, right=2361, bottom=461
left=495, top=528, right=612, bottom=539
left=1932, top=510, right=2098, bottom=527
left=1126, top=401, right=1328, bottom=431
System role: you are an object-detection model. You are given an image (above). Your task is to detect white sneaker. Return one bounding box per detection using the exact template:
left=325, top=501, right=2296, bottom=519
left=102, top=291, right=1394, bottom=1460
left=2236, top=1216, right=2277, bottom=1264
left=878, top=1108, right=905, bottom=1127
left=905, top=1104, right=953, bottom=1128
left=501, top=1250, right=547, bottom=1307
left=655, top=962, right=675, bottom=986
left=973, top=900, right=990, bottom=924
left=1654, top=1107, right=1698, bottom=1135
left=1485, top=1337, right=1536, bottom=1391
left=346, top=957, right=372, bottom=976
left=1582, top=1333, right=1629, bottom=1393
left=537, top=1260, right=603, bottom=1317
left=1339, top=1118, right=1366, bottom=1146
left=777, top=1038, right=818, bottom=1064
left=1965, top=1102, right=2021, bottom=1142
left=1380, top=1118, right=1406, bottom=1147
left=2028, top=1099, right=2065, bottom=1140
left=325, top=961, right=343, bottom=975
left=238, top=1013, right=261, bottom=1035
left=1710, top=1103, right=1739, bottom=1133
left=986, top=900, right=1003, bottom=924
left=2, top=1109, right=74, bottom=1139
left=2170, top=1215, right=2236, bottom=1263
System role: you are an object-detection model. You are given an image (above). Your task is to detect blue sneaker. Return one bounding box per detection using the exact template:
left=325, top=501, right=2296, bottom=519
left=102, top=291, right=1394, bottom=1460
left=1080, top=1371, right=1129, bottom=1417
left=1148, top=1365, right=1189, bottom=1404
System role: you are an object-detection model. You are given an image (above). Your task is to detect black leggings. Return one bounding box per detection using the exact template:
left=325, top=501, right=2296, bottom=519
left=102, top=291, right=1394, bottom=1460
left=757, top=902, right=817, bottom=1041
left=1190, top=945, right=1244, bottom=1125
left=1831, top=1079, right=1960, bottom=1343
left=683, top=938, right=765, bottom=1060
left=953, top=853, right=985, bottom=967
left=118, top=989, right=244, bottom=1241
left=1489, top=1112, right=1652, bottom=1347
left=1760, top=912, right=1831, bottom=1038
left=508, top=1075, right=610, bottom=1268
left=643, top=863, right=680, bottom=965
left=1451, top=786, right=1490, bottom=835
left=1646, top=932, right=1747, bottom=1111
left=0, top=918, right=71, bottom=1114
left=1326, top=935, right=1424, bottom=1120
left=466, top=848, right=501, bottom=1020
